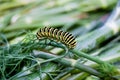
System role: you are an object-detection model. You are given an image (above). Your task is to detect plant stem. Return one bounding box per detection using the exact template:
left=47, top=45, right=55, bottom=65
left=43, top=40, right=105, bottom=65
left=71, top=49, right=104, bottom=64
left=33, top=50, right=103, bottom=78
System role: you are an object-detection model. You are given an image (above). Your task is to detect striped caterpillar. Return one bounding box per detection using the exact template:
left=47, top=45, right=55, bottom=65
left=36, top=27, right=76, bottom=48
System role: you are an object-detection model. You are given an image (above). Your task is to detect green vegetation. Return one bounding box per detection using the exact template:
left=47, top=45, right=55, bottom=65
left=0, top=0, right=120, bottom=80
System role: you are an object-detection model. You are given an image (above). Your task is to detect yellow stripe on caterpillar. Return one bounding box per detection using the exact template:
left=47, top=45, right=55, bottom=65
left=36, top=27, right=76, bottom=48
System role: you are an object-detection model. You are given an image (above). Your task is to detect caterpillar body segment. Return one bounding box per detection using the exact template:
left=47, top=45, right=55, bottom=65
left=36, top=27, right=76, bottom=48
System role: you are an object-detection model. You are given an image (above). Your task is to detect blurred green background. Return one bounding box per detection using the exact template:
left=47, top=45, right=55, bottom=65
left=1, top=0, right=120, bottom=80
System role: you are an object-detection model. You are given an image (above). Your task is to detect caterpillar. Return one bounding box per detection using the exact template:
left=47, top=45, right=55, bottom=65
left=36, top=27, right=76, bottom=48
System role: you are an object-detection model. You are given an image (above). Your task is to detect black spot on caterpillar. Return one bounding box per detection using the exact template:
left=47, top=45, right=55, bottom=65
left=36, top=27, right=76, bottom=48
